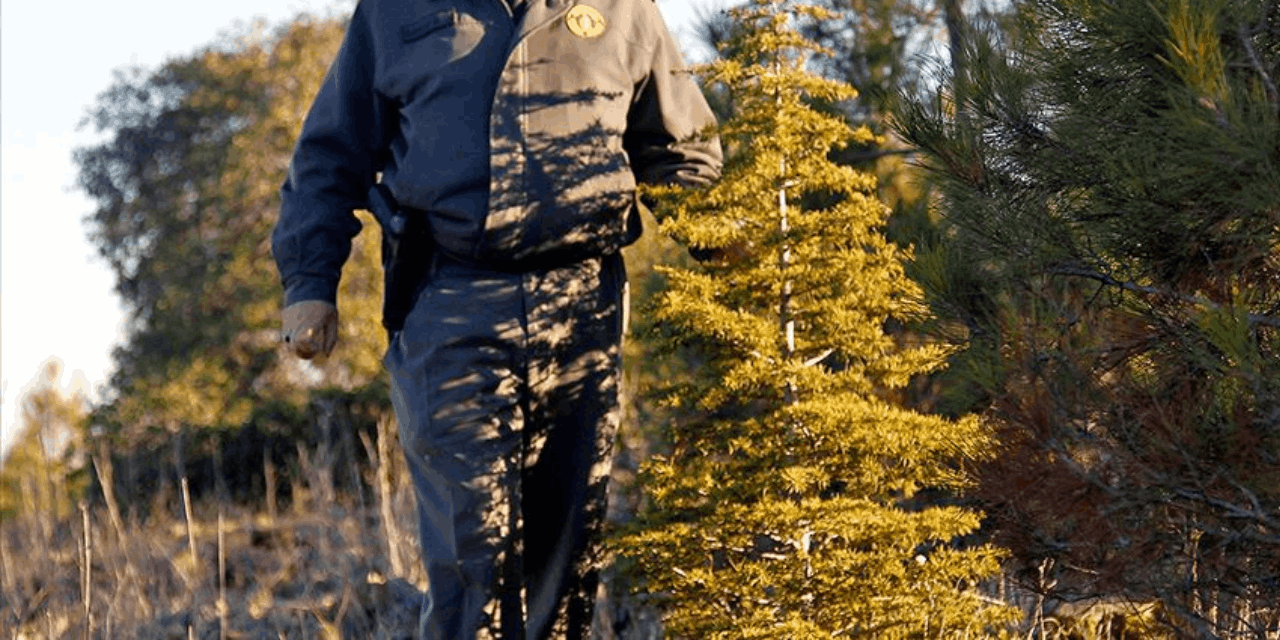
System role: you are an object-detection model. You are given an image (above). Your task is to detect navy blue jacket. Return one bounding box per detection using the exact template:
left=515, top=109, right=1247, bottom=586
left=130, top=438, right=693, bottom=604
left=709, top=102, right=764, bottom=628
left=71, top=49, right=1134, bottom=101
left=272, top=0, right=723, bottom=307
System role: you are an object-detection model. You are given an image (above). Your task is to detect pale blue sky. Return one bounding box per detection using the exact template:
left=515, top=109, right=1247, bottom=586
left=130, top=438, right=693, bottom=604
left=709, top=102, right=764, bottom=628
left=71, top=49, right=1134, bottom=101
left=0, top=0, right=730, bottom=454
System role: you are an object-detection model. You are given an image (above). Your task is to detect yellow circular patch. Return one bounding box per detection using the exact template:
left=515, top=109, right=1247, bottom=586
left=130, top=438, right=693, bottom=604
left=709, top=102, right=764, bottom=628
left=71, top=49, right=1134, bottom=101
left=566, top=5, right=607, bottom=39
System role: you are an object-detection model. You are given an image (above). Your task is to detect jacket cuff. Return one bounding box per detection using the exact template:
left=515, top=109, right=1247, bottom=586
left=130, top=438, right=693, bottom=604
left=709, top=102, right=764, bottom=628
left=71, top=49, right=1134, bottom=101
left=283, top=277, right=341, bottom=308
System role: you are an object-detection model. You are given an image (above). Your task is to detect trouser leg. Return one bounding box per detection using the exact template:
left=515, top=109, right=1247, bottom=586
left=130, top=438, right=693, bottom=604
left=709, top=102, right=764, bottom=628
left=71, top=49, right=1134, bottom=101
left=522, top=254, right=626, bottom=640
left=386, top=254, right=626, bottom=640
left=386, top=265, right=528, bottom=640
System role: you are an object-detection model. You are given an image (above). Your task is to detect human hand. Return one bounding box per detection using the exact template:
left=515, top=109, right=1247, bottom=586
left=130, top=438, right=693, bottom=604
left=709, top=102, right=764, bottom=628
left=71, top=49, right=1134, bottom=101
left=281, top=300, right=339, bottom=359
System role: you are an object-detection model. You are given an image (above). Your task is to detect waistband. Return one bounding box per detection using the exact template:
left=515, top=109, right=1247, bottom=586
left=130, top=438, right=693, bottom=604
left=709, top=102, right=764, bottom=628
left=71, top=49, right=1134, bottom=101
left=432, top=246, right=616, bottom=275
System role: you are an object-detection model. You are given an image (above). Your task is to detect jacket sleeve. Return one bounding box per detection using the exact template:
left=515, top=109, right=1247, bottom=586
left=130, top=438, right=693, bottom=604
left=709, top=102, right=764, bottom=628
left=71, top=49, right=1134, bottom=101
left=272, top=1, right=395, bottom=307
left=623, top=3, right=723, bottom=188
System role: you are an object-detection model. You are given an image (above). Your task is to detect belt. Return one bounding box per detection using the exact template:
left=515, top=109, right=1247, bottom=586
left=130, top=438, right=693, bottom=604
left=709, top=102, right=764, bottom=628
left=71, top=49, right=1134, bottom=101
left=431, top=245, right=613, bottom=275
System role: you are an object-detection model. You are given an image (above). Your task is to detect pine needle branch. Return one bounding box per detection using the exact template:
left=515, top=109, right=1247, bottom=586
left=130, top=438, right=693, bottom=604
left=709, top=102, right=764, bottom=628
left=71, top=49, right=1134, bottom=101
left=1237, top=20, right=1280, bottom=117
left=1048, top=265, right=1280, bottom=329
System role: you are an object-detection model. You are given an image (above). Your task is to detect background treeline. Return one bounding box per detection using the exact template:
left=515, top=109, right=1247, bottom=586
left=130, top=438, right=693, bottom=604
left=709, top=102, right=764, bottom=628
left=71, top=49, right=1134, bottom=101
left=2, top=0, right=1278, bottom=637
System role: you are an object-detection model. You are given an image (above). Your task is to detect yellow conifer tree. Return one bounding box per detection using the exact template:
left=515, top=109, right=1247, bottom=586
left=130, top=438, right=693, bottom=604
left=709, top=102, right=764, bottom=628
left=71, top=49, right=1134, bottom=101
left=615, top=1, right=1016, bottom=636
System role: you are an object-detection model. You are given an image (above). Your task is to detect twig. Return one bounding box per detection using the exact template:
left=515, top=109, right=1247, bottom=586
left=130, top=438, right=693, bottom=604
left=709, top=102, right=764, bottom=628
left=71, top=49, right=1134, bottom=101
left=182, top=476, right=199, bottom=639
left=1048, top=265, right=1280, bottom=329
left=91, top=445, right=126, bottom=545
left=802, top=348, right=835, bottom=368
left=1171, top=487, right=1280, bottom=531
left=1238, top=21, right=1280, bottom=117
left=81, top=500, right=93, bottom=640
left=92, top=442, right=152, bottom=619
left=218, top=508, right=228, bottom=640
left=362, top=414, right=405, bottom=577
left=182, top=477, right=199, bottom=571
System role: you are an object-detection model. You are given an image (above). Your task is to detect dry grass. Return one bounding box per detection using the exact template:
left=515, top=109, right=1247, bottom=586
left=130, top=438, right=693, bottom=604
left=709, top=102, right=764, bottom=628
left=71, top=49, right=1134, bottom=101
left=6, top=415, right=1228, bottom=639
left=0, top=461, right=427, bottom=640
left=0, top=408, right=664, bottom=640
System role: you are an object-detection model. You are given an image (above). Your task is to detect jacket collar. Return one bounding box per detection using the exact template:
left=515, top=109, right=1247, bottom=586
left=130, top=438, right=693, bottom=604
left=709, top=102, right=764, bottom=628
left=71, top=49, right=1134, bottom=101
left=515, top=0, right=575, bottom=43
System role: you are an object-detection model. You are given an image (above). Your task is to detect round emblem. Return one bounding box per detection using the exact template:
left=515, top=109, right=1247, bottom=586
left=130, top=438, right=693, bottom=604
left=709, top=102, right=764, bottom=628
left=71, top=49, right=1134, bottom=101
left=566, top=5, right=607, bottom=39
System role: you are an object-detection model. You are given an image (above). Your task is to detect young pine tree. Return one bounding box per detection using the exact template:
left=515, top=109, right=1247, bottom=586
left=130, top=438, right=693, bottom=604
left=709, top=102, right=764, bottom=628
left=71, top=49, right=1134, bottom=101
left=615, top=1, right=1016, bottom=636
left=896, top=0, right=1280, bottom=629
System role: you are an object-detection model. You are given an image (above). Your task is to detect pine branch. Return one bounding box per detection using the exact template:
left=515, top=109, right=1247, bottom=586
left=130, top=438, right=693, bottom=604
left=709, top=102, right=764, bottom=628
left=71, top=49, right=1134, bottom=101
left=1171, top=487, right=1280, bottom=534
left=1047, top=265, right=1280, bottom=329
left=802, top=349, right=835, bottom=368
left=1237, top=20, right=1280, bottom=118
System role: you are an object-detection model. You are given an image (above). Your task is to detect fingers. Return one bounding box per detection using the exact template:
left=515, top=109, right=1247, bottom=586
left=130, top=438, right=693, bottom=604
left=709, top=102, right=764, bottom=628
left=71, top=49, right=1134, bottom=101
left=292, top=326, right=322, bottom=359
left=281, top=300, right=339, bottom=360
left=282, top=315, right=338, bottom=358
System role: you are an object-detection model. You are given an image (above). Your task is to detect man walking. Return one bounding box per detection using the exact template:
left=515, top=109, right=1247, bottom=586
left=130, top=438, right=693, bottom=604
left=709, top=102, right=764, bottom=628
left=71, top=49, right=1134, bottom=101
left=271, top=0, right=721, bottom=636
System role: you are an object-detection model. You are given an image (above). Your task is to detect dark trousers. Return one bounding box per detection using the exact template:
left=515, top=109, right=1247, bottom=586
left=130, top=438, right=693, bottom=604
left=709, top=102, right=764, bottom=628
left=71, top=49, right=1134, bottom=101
left=384, top=252, right=626, bottom=639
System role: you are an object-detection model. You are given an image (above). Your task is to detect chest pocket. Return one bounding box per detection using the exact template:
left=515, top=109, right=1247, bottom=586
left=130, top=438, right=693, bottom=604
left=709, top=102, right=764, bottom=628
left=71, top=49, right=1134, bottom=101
left=399, top=9, right=485, bottom=68
left=545, top=12, right=647, bottom=92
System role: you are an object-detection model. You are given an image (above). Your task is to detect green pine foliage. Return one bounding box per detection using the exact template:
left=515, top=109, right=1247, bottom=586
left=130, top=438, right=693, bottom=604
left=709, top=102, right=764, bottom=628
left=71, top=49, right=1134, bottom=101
left=894, top=0, right=1280, bottom=628
left=614, top=1, right=1017, bottom=636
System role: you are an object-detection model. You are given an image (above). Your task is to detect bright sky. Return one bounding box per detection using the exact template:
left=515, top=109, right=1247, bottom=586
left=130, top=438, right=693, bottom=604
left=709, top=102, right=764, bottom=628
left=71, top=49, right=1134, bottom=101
left=0, top=0, right=731, bottom=457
